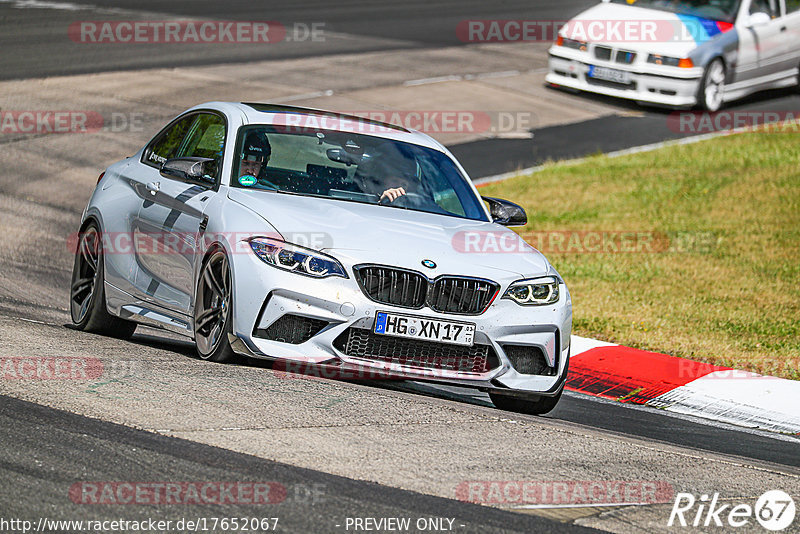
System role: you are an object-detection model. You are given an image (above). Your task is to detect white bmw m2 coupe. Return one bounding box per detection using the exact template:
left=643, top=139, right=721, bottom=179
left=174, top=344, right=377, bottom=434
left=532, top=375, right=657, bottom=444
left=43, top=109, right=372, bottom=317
left=70, top=102, right=572, bottom=414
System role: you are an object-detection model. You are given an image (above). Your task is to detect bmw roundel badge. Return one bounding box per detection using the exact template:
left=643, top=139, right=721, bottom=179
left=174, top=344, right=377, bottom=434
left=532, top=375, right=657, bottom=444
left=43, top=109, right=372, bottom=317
left=421, top=259, right=436, bottom=269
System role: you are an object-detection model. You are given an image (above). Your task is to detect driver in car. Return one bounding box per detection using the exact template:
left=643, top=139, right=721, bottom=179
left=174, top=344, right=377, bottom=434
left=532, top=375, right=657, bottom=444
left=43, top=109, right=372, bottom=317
left=237, top=131, right=271, bottom=186
left=354, top=147, right=431, bottom=205
left=380, top=184, right=409, bottom=203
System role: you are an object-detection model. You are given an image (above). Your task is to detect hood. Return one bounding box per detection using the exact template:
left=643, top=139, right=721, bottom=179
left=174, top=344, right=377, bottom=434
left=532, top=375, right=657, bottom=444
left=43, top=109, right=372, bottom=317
left=564, top=2, right=734, bottom=57
left=227, top=188, right=551, bottom=281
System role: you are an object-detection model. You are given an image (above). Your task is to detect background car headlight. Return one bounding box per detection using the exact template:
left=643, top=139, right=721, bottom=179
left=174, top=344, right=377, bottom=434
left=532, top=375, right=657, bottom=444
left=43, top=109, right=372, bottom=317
left=503, top=276, right=560, bottom=306
left=647, top=54, right=694, bottom=68
left=249, top=237, right=347, bottom=278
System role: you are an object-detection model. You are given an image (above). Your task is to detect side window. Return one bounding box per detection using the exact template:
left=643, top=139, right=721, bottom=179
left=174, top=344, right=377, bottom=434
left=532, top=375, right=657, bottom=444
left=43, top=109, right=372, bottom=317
left=750, top=0, right=779, bottom=17
left=417, top=156, right=466, bottom=216
left=176, top=113, right=226, bottom=181
left=786, top=0, right=800, bottom=13
left=142, top=114, right=196, bottom=168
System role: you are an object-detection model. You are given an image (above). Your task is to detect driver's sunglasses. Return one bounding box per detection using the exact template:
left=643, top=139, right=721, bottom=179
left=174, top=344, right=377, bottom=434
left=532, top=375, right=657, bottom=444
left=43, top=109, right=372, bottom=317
left=242, top=155, right=269, bottom=164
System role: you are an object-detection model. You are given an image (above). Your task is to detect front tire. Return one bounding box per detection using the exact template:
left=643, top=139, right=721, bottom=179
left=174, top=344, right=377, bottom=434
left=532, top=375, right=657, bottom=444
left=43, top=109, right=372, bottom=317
left=698, top=58, right=726, bottom=112
left=194, top=248, right=237, bottom=363
left=69, top=222, right=136, bottom=338
left=489, top=352, right=569, bottom=415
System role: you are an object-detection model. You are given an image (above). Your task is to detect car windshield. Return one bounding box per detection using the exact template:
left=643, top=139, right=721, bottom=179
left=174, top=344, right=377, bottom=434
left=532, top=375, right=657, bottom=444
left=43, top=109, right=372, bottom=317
left=231, top=123, right=488, bottom=221
left=609, top=0, right=741, bottom=23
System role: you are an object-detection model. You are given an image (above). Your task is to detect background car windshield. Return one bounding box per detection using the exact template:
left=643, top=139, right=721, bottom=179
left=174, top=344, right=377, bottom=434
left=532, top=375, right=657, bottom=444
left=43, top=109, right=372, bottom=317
left=231, top=124, right=487, bottom=221
left=609, top=0, right=741, bottom=23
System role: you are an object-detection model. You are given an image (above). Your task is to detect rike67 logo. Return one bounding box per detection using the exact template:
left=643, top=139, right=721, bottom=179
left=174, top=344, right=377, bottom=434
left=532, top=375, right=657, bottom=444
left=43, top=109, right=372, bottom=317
left=669, top=490, right=796, bottom=531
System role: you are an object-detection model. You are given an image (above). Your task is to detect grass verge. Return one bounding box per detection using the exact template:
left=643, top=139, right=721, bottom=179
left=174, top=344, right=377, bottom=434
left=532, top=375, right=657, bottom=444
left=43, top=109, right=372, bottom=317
left=481, top=128, right=800, bottom=379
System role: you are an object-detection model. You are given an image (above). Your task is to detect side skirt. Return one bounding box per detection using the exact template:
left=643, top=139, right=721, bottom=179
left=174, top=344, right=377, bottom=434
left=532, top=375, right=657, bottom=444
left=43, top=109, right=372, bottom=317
left=105, top=281, right=193, bottom=337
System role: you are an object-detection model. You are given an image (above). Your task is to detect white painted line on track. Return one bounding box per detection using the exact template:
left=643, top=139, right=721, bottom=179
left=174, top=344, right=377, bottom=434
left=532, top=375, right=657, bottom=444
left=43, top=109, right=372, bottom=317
left=473, top=118, right=800, bottom=185
left=0, top=0, right=91, bottom=10
left=570, top=335, right=616, bottom=357
left=16, top=317, right=50, bottom=325
left=269, top=90, right=335, bottom=104
left=0, top=0, right=193, bottom=18
left=649, top=372, right=800, bottom=434
left=562, top=390, right=800, bottom=444
left=404, top=75, right=463, bottom=87
left=473, top=131, right=734, bottom=186
left=512, top=503, right=649, bottom=509
left=404, top=69, right=540, bottom=87
left=473, top=70, right=520, bottom=80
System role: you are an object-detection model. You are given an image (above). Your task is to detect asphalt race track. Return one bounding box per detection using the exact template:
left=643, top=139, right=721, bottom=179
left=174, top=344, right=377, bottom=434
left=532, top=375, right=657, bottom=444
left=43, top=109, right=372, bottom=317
left=2, top=0, right=798, bottom=175
left=0, top=395, right=597, bottom=533
left=1, top=1, right=799, bottom=532
left=0, top=0, right=594, bottom=80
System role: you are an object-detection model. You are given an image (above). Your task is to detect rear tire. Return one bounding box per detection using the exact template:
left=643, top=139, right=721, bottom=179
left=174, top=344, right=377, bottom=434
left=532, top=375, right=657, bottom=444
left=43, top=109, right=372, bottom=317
left=489, top=388, right=563, bottom=415
left=698, top=58, right=726, bottom=112
left=69, top=222, right=137, bottom=338
left=194, top=248, right=237, bottom=363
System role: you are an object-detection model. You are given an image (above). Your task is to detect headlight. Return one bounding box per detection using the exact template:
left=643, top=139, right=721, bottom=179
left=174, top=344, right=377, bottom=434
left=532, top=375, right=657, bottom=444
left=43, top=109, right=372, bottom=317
left=557, top=35, right=588, bottom=51
left=647, top=54, right=694, bottom=68
left=249, top=237, right=347, bottom=278
left=503, top=276, right=560, bottom=306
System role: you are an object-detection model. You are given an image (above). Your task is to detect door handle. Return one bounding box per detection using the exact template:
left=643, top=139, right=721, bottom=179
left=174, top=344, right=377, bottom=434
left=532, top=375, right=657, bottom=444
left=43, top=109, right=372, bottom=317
left=780, top=26, right=787, bottom=32
left=146, top=181, right=160, bottom=195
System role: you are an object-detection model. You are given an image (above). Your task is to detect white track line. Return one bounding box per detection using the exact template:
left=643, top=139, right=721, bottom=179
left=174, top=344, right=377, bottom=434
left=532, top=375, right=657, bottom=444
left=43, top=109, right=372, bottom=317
left=648, top=372, right=800, bottom=434
left=473, top=118, right=800, bottom=185
left=404, top=75, right=464, bottom=87
left=269, top=90, right=335, bottom=104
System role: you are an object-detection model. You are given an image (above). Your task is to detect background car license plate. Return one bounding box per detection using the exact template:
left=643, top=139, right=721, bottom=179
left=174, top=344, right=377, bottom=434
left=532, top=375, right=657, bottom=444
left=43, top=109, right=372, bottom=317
left=588, top=65, right=631, bottom=84
left=374, top=312, right=475, bottom=346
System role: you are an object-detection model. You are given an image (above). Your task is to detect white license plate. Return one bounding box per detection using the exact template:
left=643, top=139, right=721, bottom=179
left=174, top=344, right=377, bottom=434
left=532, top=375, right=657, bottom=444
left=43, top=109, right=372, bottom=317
left=589, top=65, right=632, bottom=84
left=373, top=311, right=475, bottom=346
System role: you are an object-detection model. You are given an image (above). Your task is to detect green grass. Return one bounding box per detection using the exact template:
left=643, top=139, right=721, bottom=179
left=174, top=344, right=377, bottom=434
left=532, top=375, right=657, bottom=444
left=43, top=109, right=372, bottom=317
left=481, top=128, right=800, bottom=379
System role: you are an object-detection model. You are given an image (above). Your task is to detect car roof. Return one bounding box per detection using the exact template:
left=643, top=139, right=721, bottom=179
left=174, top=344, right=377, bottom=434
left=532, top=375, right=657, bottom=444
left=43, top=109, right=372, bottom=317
left=187, top=101, right=449, bottom=153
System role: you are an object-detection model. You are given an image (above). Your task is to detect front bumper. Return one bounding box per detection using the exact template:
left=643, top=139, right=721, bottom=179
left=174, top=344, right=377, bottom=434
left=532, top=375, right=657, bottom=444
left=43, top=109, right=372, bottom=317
left=229, top=250, right=572, bottom=396
left=546, top=47, right=703, bottom=108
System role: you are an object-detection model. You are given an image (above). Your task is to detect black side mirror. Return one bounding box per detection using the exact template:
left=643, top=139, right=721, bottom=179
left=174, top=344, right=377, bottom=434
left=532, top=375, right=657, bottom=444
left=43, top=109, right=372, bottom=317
left=482, top=196, right=527, bottom=227
left=160, top=157, right=216, bottom=186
